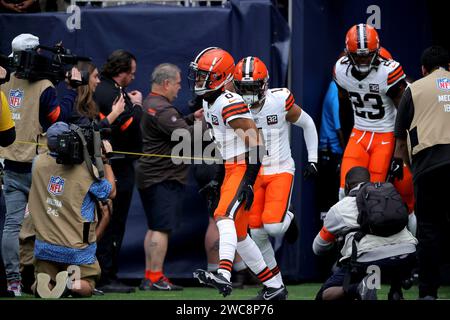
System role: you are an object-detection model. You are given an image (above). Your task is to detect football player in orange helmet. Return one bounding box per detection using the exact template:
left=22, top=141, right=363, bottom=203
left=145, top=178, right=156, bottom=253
left=345, top=23, right=380, bottom=75
left=191, top=48, right=286, bottom=300
left=233, top=56, right=319, bottom=289
left=335, top=24, right=415, bottom=236
left=188, top=47, right=235, bottom=98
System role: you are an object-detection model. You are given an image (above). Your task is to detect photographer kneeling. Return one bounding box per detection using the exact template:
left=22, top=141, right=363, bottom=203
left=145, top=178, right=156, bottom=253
left=28, top=122, right=116, bottom=298
left=0, top=33, right=84, bottom=296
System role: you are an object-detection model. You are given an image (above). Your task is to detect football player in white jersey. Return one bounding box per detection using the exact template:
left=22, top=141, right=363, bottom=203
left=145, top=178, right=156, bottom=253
left=190, top=47, right=287, bottom=300
left=334, top=23, right=415, bottom=215
left=233, top=56, right=319, bottom=287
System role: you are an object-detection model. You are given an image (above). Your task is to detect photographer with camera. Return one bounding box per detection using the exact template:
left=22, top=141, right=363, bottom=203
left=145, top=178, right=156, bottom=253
left=28, top=121, right=116, bottom=298
left=0, top=74, right=16, bottom=297
left=0, top=33, right=81, bottom=296
left=93, top=50, right=142, bottom=293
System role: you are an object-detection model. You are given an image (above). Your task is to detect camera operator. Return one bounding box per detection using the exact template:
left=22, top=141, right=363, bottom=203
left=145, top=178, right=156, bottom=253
left=93, top=50, right=142, bottom=293
left=28, top=122, right=116, bottom=298
left=0, top=33, right=80, bottom=296
left=0, top=68, right=16, bottom=297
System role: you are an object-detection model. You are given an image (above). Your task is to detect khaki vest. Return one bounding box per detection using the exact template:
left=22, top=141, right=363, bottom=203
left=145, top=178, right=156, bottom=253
left=29, top=154, right=97, bottom=249
left=0, top=75, right=53, bottom=162
left=409, top=68, right=450, bottom=156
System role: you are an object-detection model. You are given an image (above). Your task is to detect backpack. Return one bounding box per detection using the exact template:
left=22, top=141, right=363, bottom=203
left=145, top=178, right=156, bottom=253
left=355, top=182, right=409, bottom=237
left=343, top=182, right=410, bottom=292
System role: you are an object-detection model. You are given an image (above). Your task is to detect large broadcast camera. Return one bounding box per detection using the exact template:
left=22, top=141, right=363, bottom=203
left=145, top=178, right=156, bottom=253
left=55, top=122, right=111, bottom=179
left=0, top=43, right=91, bottom=87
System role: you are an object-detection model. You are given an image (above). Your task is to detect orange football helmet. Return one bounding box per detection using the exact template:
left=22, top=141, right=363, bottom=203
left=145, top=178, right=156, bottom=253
left=189, top=47, right=235, bottom=96
left=233, top=56, right=269, bottom=106
left=345, top=23, right=380, bottom=74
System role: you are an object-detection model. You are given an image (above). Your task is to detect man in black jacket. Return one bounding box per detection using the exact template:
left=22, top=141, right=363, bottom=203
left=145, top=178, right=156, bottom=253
left=93, top=50, right=143, bottom=293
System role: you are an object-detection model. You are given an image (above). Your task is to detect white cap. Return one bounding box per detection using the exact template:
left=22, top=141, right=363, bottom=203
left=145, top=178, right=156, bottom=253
left=9, top=33, right=40, bottom=57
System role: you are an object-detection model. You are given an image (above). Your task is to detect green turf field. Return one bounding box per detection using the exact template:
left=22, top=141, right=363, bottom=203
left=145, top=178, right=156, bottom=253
left=7, top=284, right=450, bottom=300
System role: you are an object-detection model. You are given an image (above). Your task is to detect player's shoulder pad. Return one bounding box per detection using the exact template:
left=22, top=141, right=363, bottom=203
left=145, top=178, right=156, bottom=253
left=382, top=59, right=405, bottom=86
left=268, top=88, right=295, bottom=112
left=216, top=90, right=244, bottom=106
left=268, top=87, right=291, bottom=99
left=334, top=56, right=350, bottom=82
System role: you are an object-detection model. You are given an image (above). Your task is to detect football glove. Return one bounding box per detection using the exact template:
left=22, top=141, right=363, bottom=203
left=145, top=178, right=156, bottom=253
left=199, top=180, right=221, bottom=215
left=389, top=157, right=404, bottom=181
left=303, top=162, right=319, bottom=179
left=237, top=183, right=254, bottom=211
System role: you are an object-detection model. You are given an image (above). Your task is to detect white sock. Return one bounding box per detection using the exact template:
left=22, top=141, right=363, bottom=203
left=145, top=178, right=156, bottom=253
left=216, top=219, right=237, bottom=282
left=251, top=228, right=284, bottom=286
left=236, top=235, right=282, bottom=288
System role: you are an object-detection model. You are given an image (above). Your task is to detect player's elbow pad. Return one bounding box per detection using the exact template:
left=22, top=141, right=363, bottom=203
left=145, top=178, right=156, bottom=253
left=293, top=110, right=318, bottom=163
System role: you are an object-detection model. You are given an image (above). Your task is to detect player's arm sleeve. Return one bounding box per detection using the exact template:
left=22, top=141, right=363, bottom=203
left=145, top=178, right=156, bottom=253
left=293, top=109, right=318, bottom=163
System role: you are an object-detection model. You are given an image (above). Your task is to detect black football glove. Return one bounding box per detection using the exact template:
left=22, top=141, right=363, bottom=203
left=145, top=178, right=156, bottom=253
left=199, top=180, right=221, bottom=215
left=389, top=157, right=404, bottom=181
left=303, top=162, right=319, bottom=179
left=237, top=183, right=254, bottom=211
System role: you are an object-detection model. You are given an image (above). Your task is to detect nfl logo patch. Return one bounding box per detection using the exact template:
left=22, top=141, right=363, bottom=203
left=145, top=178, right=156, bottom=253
left=47, top=176, right=65, bottom=196
left=212, top=115, right=219, bottom=125
left=436, top=78, right=450, bottom=91
left=9, top=89, right=24, bottom=109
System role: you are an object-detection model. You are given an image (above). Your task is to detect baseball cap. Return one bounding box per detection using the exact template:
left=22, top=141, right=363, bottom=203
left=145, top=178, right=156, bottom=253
left=9, top=33, right=40, bottom=57
left=47, top=122, right=70, bottom=151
